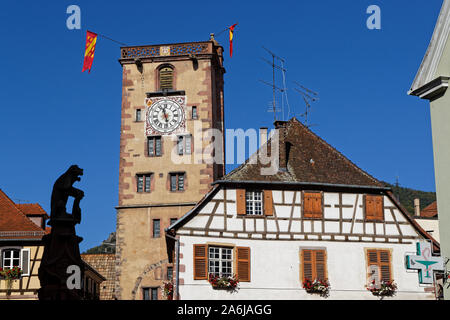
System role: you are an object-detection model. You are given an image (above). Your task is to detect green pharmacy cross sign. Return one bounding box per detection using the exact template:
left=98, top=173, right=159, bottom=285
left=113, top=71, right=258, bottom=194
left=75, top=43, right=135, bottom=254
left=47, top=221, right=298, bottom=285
left=406, top=241, right=444, bottom=284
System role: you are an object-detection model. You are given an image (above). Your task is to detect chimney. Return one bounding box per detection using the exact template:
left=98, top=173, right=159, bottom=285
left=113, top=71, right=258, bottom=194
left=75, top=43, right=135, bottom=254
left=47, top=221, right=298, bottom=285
left=259, top=127, right=268, bottom=147
left=274, top=120, right=288, bottom=171
left=414, top=198, right=421, bottom=217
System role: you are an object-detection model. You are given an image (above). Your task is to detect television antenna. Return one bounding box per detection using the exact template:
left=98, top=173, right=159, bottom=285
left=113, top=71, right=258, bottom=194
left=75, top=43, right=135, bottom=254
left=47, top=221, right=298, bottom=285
left=259, top=47, right=287, bottom=121
left=293, top=81, right=319, bottom=128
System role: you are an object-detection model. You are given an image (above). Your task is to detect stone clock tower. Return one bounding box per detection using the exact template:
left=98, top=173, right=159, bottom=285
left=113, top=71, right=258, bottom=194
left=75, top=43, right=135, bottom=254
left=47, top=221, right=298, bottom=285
left=115, top=37, right=225, bottom=299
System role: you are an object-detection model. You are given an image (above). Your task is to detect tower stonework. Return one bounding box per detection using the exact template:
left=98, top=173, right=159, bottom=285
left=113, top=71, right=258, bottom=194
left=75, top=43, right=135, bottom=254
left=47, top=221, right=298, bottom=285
left=115, top=39, right=225, bottom=299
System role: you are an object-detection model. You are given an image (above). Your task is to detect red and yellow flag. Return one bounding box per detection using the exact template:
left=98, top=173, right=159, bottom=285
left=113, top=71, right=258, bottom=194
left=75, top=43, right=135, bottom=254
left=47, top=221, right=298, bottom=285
left=229, top=23, right=238, bottom=57
left=82, top=30, right=98, bottom=73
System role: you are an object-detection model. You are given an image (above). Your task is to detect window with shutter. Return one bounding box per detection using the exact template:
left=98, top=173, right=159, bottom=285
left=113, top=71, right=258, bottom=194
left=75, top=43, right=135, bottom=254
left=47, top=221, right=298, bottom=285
left=159, top=66, right=174, bottom=90
left=301, top=249, right=327, bottom=282
left=303, top=192, right=323, bottom=218
left=366, top=249, right=392, bottom=283
left=365, top=195, right=384, bottom=221
left=245, top=190, right=263, bottom=215
left=236, top=247, right=250, bottom=282
left=193, top=245, right=251, bottom=282
left=193, top=244, right=207, bottom=280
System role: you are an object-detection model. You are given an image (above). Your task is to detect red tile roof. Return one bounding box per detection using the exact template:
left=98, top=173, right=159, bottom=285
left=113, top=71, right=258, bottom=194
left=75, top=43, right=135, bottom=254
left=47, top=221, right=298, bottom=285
left=421, top=201, right=438, bottom=218
left=0, top=189, right=46, bottom=240
left=16, top=203, right=49, bottom=218
left=81, top=253, right=116, bottom=300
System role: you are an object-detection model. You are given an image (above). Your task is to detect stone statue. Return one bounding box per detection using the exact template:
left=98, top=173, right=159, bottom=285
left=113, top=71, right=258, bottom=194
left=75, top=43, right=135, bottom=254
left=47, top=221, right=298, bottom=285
left=50, top=165, right=84, bottom=224
left=38, top=165, right=85, bottom=300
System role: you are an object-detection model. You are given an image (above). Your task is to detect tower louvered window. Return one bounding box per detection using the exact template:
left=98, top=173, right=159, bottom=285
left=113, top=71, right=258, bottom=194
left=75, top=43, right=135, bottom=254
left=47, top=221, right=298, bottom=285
left=159, top=66, right=173, bottom=90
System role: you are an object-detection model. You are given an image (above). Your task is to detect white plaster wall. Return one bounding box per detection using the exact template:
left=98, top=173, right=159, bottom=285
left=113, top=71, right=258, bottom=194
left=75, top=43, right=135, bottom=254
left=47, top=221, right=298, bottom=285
left=178, top=235, right=435, bottom=300
left=415, top=219, right=440, bottom=243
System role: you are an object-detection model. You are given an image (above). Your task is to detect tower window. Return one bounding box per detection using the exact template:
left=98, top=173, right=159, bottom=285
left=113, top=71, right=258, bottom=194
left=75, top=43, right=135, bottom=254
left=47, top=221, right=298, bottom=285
left=137, top=173, right=152, bottom=193
left=136, top=109, right=142, bottom=122
left=148, top=136, right=162, bottom=157
left=153, top=219, right=160, bottom=238
left=159, top=66, right=173, bottom=90
left=170, top=173, right=185, bottom=191
left=177, top=135, right=192, bottom=155
left=143, top=287, right=158, bottom=300
left=192, top=106, right=198, bottom=119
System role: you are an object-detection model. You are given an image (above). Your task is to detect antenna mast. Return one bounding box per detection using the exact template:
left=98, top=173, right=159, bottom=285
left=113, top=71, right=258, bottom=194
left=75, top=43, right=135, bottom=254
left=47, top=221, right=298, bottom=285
left=260, top=47, right=286, bottom=121
left=293, top=81, right=319, bottom=128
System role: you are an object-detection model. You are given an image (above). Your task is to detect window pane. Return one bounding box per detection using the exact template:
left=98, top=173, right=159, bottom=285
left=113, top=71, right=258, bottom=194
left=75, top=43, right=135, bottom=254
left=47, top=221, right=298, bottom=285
left=192, top=106, right=197, bottom=119
left=167, top=267, right=173, bottom=280
left=143, top=288, right=150, bottom=300
left=178, top=136, right=184, bottom=155
left=148, top=138, right=154, bottom=156
left=246, top=191, right=263, bottom=215
left=137, top=176, right=144, bottom=192
left=170, top=174, right=177, bottom=191
left=155, top=137, right=161, bottom=156
left=185, top=136, right=191, bottom=154
left=145, top=175, right=151, bottom=192
left=136, top=109, right=141, bottom=121
left=178, top=174, right=184, bottom=190
left=151, top=288, right=158, bottom=300
left=153, top=220, right=160, bottom=238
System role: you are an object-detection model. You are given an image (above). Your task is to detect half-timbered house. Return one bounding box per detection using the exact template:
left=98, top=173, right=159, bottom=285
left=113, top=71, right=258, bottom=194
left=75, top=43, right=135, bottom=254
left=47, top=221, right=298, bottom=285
left=166, top=118, right=439, bottom=300
left=0, top=188, right=105, bottom=299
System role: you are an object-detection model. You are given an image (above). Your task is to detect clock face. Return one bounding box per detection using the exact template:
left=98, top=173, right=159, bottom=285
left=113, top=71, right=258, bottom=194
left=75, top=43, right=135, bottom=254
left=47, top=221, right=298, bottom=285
left=147, top=99, right=185, bottom=134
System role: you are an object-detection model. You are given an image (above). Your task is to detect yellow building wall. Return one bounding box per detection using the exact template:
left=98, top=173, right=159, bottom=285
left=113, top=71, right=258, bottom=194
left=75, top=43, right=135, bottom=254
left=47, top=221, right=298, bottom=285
left=0, top=245, right=43, bottom=300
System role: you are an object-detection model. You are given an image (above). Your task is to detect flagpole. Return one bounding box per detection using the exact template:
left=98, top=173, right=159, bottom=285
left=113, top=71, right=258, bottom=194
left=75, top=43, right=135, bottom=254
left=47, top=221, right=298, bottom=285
left=96, top=33, right=128, bottom=46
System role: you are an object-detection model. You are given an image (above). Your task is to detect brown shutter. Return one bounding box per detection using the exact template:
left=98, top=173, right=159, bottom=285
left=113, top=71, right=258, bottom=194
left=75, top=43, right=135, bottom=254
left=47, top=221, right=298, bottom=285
left=193, top=244, right=207, bottom=280
left=366, top=249, right=391, bottom=283
left=314, top=250, right=327, bottom=281
left=236, top=189, right=246, bottom=215
left=263, top=190, right=273, bottom=216
left=301, top=249, right=313, bottom=281
left=365, top=195, right=375, bottom=220
left=236, top=247, right=250, bottom=282
left=303, top=193, right=313, bottom=218
left=374, top=196, right=384, bottom=221
left=379, top=250, right=391, bottom=282
left=312, top=193, right=322, bottom=218
left=304, top=192, right=322, bottom=218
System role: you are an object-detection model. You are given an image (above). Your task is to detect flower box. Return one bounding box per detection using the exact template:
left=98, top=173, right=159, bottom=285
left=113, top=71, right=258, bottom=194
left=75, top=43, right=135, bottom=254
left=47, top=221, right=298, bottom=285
left=162, top=280, right=174, bottom=300
left=302, top=279, right=330, bottom=298
left=208, top=274, right=239, bottom=291
left=367, top=280, right=397, bottom=298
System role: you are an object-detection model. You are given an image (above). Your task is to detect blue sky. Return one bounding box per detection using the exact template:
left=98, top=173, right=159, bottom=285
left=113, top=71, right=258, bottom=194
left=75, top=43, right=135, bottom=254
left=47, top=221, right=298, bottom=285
left=0, top=0, right=442, bottom=251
